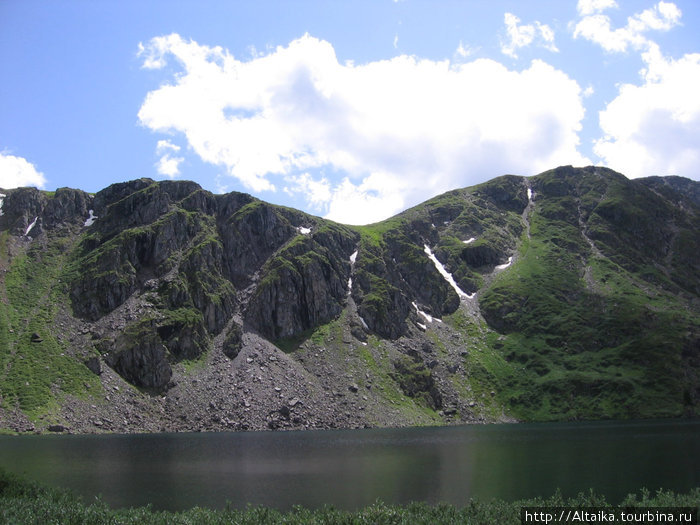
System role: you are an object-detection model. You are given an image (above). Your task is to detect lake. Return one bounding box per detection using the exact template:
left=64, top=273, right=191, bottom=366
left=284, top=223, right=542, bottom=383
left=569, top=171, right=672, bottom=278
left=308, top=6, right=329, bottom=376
left=0, top=419, right=698, bottom=511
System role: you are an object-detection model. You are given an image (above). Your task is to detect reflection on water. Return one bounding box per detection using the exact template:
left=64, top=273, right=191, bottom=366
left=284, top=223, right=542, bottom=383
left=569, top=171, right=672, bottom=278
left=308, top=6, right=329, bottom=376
left=0, top=419, right=697, bottom=511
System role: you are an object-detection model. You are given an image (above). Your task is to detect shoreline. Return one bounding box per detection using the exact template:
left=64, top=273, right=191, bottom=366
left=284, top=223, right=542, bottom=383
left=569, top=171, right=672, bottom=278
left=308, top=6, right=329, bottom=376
left=3, top=413, right=698, bottom=437
left=1, top=468, right=698, bottom=523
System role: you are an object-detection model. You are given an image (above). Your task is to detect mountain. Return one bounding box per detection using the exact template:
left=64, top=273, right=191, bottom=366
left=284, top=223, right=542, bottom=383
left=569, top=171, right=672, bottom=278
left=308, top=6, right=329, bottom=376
left=0, top=166, right=698, bottom=433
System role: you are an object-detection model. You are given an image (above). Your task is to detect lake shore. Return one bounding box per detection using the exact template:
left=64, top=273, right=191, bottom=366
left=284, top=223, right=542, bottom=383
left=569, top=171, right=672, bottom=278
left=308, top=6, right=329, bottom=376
left=1, top=467, right=698, bottom=525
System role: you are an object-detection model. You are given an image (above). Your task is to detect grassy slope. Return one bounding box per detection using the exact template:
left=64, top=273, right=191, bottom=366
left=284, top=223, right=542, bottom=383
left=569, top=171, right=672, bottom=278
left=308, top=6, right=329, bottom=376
left=0, top=230, right=100, bottom=421
left=349, top=168, right=699, bottom=422
left=479, top=169, right=699, bottom=420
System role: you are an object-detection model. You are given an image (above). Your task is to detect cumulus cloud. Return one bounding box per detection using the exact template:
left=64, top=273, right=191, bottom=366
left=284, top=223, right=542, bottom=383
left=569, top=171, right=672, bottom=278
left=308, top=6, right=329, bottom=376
left=154, top=139, right=184, bottom=178
left=283, top=172, right=332, bottom=212
left=501, top=13, right=558, bottom=59
left=155, top=156, right=183, bottom=178
left=326, top=173, right=408, bottom=225
left=577, top=0, right=618, bottom=17
left=572, top=1, right=697, bottom=179
left=573, top=1, right=681, bottom=53
left=0, top=153, right=47, bottom=189
left=156, top=139, right=180, bottom=153
left=137, top=33, right=588, bottom=224
left=595, top=46, right=700, bottom=179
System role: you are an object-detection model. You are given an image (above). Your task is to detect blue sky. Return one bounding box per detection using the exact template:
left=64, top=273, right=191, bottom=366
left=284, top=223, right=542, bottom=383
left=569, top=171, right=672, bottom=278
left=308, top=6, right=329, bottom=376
left=1, top=0, right=699, bottom=224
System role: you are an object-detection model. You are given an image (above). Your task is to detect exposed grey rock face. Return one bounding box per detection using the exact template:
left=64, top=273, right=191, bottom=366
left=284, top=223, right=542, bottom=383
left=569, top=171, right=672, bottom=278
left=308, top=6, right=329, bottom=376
left=640, top=175, right=700, bottom=208
left=474, top=174, right=529, bottom=213
left=84, top=357, right=101, bottom=375
left=106, top=321, right=173, bottom=391
left=156, top=315, right=208, bottom=361
left=458, top=242, right=501, bottom=268
left=1, top=166, right=699, bottom=432
left=43, top=188, right=92, bottom=230
left=217, top=201, right=297, bottom=288
left=70, top=270, right=136, bottom=321
left=60, top=179, right=364, bottom=387
left=0, top=188, right=48, bottom=236
left=0, top=185, right=90, bottom=234
left=245, top=233, right=355, bottom=339
left=222, top=323, right=243, bottom=359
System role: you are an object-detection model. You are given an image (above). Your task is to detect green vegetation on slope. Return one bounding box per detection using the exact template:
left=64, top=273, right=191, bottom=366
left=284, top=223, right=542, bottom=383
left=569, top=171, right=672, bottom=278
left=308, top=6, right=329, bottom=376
left=479, top=167, right=699, bottom=420
left=2, top=168, right=698, bottom=428
left=0, top=233, right=100, bottom=419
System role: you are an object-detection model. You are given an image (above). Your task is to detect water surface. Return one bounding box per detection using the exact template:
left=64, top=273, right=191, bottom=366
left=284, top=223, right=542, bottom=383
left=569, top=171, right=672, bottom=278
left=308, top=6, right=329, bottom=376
left=0, top=419, right=697, bottom=511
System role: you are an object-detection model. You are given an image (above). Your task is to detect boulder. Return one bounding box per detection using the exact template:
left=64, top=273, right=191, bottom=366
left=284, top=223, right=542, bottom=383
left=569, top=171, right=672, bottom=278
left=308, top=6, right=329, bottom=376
left=84, top=357, right=101, bottom=375
left=106, top=321, right=172, bottom=391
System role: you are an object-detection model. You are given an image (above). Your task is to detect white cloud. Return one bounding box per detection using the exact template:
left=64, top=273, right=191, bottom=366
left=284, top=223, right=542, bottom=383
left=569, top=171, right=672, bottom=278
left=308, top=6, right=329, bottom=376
left=283, top=172, right=332, bottom=212
left=138, top=33, right=589, bottom=224
left=156, top=154, right=184, bottom=178
left=156, top=139, right=180, bottom=153
left=595, top=47, right=700, bottom=179
left=573, top=1, right=696, bottom=179
left=154, top=139, right=184, bottom=178
left=574, top=1, right=681, bottom=53
left=577, top=0, right=618, bottom=16
left=138, top=41, right=167, bottom=70
left=0, top=153, right=47, bottom=189
left=325, top=174, right=408, bottom=225
left=455, top=41, right=478, bottom=59
left=501, top=13, right=558, bottom=59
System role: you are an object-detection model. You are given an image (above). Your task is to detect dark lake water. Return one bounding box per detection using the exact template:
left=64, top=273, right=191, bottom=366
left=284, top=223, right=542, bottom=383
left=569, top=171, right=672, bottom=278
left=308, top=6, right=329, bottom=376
left=0, top=419, right=698, bottom=511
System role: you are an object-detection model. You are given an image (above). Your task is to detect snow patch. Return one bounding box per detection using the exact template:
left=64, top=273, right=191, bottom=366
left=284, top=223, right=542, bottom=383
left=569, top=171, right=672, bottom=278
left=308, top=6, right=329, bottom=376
left=24, top=217, right=38, bottom=236
left=417, top=322, right=427, bottom=331
left=463, top=237, right=476, bottom=244
left=348, top=249, right=358, bottom=293
left=424, top=244, right=474, bottom=300
left=297, top=226, right=311, bottom=235
left=495, top=256, right=513, bottom=270
left=412, top=301, right=443, bottom=324
left=412, top=301, right=433, bottom=323
left=83, top=209, right=98, bottom=227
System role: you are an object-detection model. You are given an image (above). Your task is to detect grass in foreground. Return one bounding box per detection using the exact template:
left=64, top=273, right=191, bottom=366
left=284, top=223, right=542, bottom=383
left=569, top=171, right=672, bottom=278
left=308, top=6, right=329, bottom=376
left=1, top=468, right=698, bottom=525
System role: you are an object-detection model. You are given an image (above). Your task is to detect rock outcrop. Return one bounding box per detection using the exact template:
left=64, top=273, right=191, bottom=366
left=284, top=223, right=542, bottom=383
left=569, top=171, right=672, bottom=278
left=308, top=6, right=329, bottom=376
left=1, top=165, right=698, bottom=433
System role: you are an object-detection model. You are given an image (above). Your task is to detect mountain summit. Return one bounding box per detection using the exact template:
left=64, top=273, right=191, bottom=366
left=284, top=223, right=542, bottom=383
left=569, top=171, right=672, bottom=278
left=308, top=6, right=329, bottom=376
left=1, top=166, right=698, bottom=433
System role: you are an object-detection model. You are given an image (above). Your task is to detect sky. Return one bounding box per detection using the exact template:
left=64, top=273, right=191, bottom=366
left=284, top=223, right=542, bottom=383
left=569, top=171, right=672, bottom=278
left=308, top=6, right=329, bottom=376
left=1, top=0, right=699, bottom=225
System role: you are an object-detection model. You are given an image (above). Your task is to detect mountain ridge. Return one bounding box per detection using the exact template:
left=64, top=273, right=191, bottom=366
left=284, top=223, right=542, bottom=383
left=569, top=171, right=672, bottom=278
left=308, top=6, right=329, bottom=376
left=1, top=165, right=698, bottom=433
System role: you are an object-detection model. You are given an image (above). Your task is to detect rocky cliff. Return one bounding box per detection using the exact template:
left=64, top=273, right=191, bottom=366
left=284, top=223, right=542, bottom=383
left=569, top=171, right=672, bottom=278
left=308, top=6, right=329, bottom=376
left=0, top=166, right=698, bottom=433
